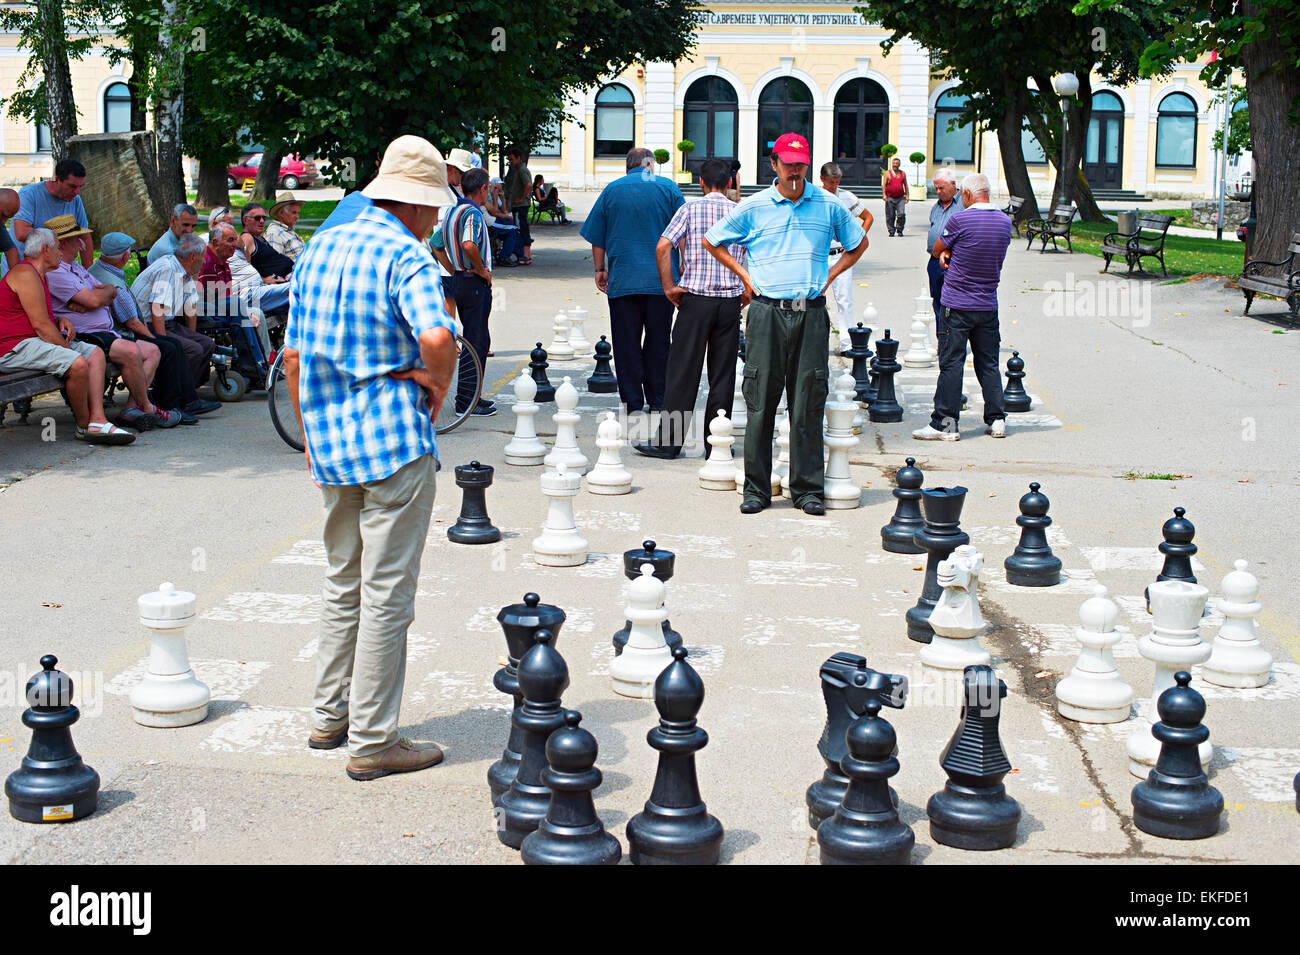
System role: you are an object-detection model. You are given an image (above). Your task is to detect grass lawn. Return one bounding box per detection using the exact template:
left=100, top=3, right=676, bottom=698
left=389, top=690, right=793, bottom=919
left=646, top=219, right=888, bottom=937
left=1066, top=219, right=1244, bottom=279
left=1149, top=207, right=1197, bottom=229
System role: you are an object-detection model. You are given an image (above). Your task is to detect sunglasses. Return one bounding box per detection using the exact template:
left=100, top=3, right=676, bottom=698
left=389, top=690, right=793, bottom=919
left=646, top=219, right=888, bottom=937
left=248, top=215, right=268, bottom=221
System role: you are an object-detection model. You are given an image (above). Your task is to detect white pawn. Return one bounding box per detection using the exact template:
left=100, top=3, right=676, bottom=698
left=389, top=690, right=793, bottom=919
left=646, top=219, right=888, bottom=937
left=823, top=370, right=861, bottom=509
left=504, top=372, right=547, bottom=465
left=730, top=355, right=747, bottom=431
left=533, top=463, right=588, bottom=567
left=919, top=545, right=991, bottom=671
left=1126, top=579, right=1212, bottom=777
left=131, top=582, right=210, bottom=727
left=1055, top=586, right=1134, bottom=723
left=915, top=286, right=937, bottom=360
left=775, top=413, right=792, bottom=499
left=548, top=311, right=575, bottom=360
left=544, top=377, right=589, bottom=475
left=609, top=564, right=672, bottom=699
left=903, top=312, right=934, bottom=368
left=587, top=411, right=632, bottom=495
left=698, top=408, right=736, bottom=490
left=566, top=306, right=592, bottom=352
left=1203, top=560, right=1272, bottom=688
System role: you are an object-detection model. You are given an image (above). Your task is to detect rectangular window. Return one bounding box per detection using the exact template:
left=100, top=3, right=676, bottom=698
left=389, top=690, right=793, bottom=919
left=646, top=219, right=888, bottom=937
left=36, top=123, right=51, bottom=152
left=1022, top=127, right=1046, bottom=164
left=533, top=117, right=562, bottom=157
left=1156, top=116, right=1196, bottom=167
left=933, top=115, right=973, bottom=164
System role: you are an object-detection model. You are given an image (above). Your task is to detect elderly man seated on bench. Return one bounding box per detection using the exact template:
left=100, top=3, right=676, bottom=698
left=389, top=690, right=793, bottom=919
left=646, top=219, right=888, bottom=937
left=130, top=233, right=216, bottom=389
left=0, top=227, right=134, bottom=444
left=43, top=215, right=182, bottom=430
left=208, top=208, right=288, bottom=360
left=197, top=220, right=270, bottom=367
left=90, top=231, right=216, bottom=419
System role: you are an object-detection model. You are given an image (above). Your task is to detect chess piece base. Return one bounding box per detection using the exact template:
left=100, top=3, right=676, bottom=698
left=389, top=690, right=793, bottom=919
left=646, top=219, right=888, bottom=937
left=699, top=470, right=736, bottom=491
left=926, top=781, right=1021, bottom=850
left=919, top=637, right=990, bottom=671
left=1132, top=775, right=1224, bottom=840
left=532, top=543, right=588, bottom=567
left=1056, top=693, right=1132, bottom=724
left=627, top=804, right=724, bottom=865
left=881, top=528, right=925, bottom=554
left=905, top=605, right=935, bottom=644
left=1202, top=642, right=1272, bottom=688
left=504, top=447, right=547, bottom=466
left=1004, top=555, right=1062, bottom=587
left=487, top=754, right=517, bottom=805
left=130, top=671, right=211, bottom=727
left=824, top=479, right=861, bottom=509
left=609, top=646, right=672, bottom=699
left=1056, top=672, right=1133, bottom=724
left=1004, top=395, right=1032, bottom=413
left=5, top=762, right=100, bottom=823
left=521, top=822, right=622, bottom=865
left=497, top=785, right=550, bottom=848
left=817, top=808, right=914, bottom=864
left=587, top=477, right=632, bottom=495
left=448, top=521, right=501, bottom=545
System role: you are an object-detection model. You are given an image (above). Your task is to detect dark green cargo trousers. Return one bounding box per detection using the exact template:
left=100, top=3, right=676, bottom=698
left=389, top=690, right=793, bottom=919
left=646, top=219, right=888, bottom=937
left=741, top=298, right=830, bottom=505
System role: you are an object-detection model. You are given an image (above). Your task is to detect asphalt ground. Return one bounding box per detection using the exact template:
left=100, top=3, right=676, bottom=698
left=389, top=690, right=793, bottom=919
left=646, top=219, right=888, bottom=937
left=0, top=190, right=1296, bottom=865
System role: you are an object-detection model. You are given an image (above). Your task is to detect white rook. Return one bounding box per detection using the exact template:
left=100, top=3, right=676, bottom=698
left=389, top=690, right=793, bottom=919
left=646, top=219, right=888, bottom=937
left=130, top=582, right=210, bottom=727
left=1126, top=579, right=1212, bottom=777
left=566, top=306, right=592, bottom=352
left=1055, top=586, right=1134, bottom=723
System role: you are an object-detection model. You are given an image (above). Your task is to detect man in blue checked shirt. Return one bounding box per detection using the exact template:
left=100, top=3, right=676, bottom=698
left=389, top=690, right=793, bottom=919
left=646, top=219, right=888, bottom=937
left=703, top=132, right=867, bottom=516
left=284, top=136, right=458, bottom=781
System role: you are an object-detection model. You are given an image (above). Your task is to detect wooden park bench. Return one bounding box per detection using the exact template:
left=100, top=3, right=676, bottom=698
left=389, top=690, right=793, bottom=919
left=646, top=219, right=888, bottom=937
left=1100, top=213, right=1175, bottom=276
left=1002, top=195, right=1029, bottom=238
left=1025, top=203, right=1078, bottom=253
left=0, top=369, right=65, bottom=426
left=1239, top=232, right=1300, bottom=325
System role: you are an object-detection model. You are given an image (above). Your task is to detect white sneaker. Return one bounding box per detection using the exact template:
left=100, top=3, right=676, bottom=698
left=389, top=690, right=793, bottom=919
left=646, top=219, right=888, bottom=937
left=985, top=419, right=1006, bottom=438
left=912, top=424, right=960, bottom=442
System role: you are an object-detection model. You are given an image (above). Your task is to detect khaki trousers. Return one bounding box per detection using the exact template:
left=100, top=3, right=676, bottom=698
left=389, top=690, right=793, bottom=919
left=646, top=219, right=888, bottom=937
left=314, top=454, right=437, bottom=757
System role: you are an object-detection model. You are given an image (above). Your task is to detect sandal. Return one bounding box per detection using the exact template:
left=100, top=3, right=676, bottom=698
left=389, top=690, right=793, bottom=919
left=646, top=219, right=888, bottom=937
left=519, top=257, right=533, bottom=266
left=77, top=421, right=136, bottom=446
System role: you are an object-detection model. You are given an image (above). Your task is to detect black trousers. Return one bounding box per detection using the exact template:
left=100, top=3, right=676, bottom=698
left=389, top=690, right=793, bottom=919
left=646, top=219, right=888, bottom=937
left=607, top=293, right=674, bottom=412
left=510, top=205, right=532, bottom=250
left=931, top=306, right=1005, bottom=431
left=454, top=272, right=491, bottom=411
left=134, top=330, right=198, bottom=409
left=652, top=292, right=741, bottom=453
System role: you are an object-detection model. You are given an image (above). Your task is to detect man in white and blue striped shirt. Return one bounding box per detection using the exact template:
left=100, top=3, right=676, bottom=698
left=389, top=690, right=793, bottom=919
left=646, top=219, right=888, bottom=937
left=284, top=135, right=458, bottom=781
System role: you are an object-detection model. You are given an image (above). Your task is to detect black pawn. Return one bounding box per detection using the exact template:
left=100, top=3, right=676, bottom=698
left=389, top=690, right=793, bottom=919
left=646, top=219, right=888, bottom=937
left=806, top=653, right=908, bottom=829
left=529, top=342, right=556, bottom=403
left=881, top=457, right=926, bottom=554
left=587, top=335, right=618, bottom=393
left=1157, top=507, right=1197, bottom=584
left=817, top=700, right=915, bottom=865
left=490, top=593, right=566, bottom=804
left=447, top=460, right=501, bottom=544
left=1003, top=482, right=1062, bottom=586
left=846, top=323, right=874, bottom=405
left=627, top=647, right=724, bottom=864
left=1131, top=672, right=1224, bottom=839
left=868, top=329, right=903, bottom=421
left=5, top=655, right=99, bottom=823
left=926, top=665, right=1021, bottom=850
left=498, top=629, right=570, bottom=848
left=613, top=539, right=683, bottom=655
left=520, top=710, right=622, bottom=865
left=906, top=486, right=970, bottom=644
left=1003, top=351, right=1032, bottom=412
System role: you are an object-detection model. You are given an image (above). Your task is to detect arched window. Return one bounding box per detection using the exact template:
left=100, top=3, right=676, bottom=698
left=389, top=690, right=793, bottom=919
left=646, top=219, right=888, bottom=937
left=1156, top=92, right=1198, bottom=167
left=104, top=82, right=131, bottom=133
left=683, top=76, right=738, bottom=175
left=933, top=89, right=973, bottom=164
left=594, top=84, right=635, bottom=158
left=757, top=77, right=813, bottom=172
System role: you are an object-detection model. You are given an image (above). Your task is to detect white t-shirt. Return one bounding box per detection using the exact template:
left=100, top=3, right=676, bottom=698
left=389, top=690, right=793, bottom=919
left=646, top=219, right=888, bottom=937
left=830, top=188, right=864, bottom=252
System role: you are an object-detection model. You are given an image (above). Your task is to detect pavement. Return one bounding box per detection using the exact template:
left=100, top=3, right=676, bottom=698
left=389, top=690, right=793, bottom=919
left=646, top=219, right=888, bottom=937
left=1, top=191, right=1296, bottom=865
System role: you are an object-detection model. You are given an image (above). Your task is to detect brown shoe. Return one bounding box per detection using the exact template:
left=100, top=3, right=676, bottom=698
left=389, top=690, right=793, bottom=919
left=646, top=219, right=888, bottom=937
left=308, top=724, right=348, bottom=750
left=346, top=737, right=445, bottom=781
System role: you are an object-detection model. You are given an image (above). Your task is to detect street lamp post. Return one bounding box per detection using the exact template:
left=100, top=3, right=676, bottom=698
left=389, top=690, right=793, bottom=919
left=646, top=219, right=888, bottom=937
left=1053, top=72, right=1079, bottom=208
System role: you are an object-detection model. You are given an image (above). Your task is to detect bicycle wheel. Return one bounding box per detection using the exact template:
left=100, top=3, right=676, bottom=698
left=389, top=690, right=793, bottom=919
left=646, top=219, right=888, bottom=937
left=267, top=351, right=305, bottom=452
left=436, top=333, right=483, bottom=435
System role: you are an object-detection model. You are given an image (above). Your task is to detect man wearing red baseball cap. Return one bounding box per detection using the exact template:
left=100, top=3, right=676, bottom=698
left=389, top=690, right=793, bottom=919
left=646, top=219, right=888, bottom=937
left=703, top=132, right=868, bottom=515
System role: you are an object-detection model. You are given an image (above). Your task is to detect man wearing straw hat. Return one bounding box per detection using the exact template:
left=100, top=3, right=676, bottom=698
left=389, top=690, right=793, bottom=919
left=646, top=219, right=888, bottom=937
left=264, top=191, right=306, bottom=261
left=285, top=135, right=458, bottom=781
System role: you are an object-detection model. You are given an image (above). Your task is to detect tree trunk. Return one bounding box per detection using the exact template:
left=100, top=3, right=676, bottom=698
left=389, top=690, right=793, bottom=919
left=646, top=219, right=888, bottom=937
left=1073, top=170, right=1107, bottom=223
left=996, top=73, right=1038, bottom=228
left=153, top=0, right=187, bottom=210
left=251, top=144, right=285, bottom=203
left=1241, top=0, right=1300, bottom=263
left=196, top=160, right=231, bottom=208
left=36, top=0, right=77, bottom=162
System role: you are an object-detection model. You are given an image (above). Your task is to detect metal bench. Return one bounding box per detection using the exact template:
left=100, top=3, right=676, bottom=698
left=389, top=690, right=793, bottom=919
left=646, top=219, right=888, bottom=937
left=1025, top=203, right=1078, bottom=253
left=1239, top=232, right=1300, bottom=326
left=1100, top=213, right=1175, bottom=276
left=1002, top=196, right=1029, bottom=238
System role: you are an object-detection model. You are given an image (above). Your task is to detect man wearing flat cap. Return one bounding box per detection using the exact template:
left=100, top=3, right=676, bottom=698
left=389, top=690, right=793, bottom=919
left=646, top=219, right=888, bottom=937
left=286, top=135, right=458, bottom=782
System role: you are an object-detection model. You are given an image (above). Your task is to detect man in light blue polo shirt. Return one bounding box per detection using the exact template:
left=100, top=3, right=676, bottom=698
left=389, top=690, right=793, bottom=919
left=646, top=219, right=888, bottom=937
left=580, top=147, right=684, bottom=413
left=704, top=132, right=867, bottom=515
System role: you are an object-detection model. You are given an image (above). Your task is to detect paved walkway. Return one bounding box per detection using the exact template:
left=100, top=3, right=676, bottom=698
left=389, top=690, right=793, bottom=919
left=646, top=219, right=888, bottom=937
left=1, top=192, right=1295, bottom=864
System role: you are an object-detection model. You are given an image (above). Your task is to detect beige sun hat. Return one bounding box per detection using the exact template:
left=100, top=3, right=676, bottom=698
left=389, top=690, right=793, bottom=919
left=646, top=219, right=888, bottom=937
left=268, top=191, right=302, bottom=216
left=445, top=148, right=474, bottom=172
left=362, top=136, right=455, bottom=207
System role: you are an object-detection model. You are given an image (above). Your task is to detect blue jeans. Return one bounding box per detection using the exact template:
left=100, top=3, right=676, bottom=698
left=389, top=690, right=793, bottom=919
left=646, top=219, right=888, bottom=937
left=931, top=306, right=1005, bottom=431
left=490, top=222, right=523, bottom=262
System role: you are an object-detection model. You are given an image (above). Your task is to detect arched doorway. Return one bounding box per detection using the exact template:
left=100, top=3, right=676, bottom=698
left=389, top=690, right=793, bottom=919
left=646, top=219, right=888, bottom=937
left=1085, top=91, right=1124, bottom=189
left=757, top=77, right=813, bottom=176
left=683, top=76, right=739, bottom=177
left=833, top=78, right=889, bottom=185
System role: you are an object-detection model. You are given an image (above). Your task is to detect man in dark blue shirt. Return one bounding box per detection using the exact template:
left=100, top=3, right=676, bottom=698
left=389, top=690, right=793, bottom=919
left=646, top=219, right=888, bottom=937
left=580, top=148, right=685, bottom=413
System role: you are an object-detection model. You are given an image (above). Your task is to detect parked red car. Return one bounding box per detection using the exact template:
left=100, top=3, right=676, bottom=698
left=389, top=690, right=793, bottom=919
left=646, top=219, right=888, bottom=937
left=227, top=153, right=319, bottom=190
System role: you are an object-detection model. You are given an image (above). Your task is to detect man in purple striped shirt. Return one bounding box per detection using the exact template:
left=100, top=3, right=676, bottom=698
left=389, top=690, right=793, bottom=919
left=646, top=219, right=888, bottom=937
left=636, top=158, right=748, bottom=459
left=913, top=172, right=1012, bottom=442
